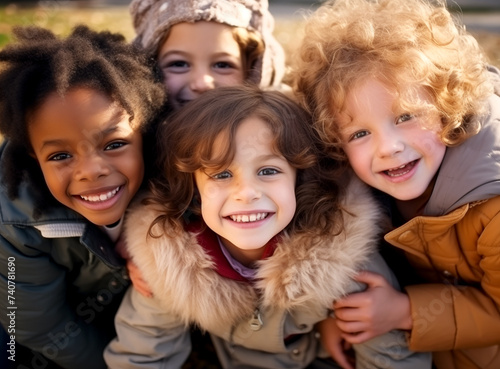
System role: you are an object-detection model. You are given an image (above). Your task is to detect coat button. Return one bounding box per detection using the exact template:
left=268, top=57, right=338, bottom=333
left=292, top=349, right=300, bottom=356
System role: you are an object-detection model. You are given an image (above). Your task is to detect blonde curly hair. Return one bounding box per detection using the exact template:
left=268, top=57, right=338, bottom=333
left=292, top=0, right=492, bottom=158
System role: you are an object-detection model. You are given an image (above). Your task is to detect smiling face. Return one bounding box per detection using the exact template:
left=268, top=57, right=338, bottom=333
left=194, top=116, right=296, bottom=265
left=28, top=87, right=144, bottom=226
left=339, top=78, right=446, bottom=202
left=157, top=21, right=245, bottom=111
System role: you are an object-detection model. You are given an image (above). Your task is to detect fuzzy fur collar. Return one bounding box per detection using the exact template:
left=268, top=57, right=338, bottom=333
left=124, top=176, right=384, bottom=333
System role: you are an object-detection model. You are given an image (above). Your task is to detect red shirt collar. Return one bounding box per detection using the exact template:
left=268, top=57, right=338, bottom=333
left=185, top=220, right=279, bottom=282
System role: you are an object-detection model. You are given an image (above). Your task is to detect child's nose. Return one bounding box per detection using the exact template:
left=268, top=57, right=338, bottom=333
left=74, top=154, right=111, bottom=181
left=233, top=179, right=261, bottom=203
left=190, top=69, right=215, bottom=93
left=376, top=133, right=405, bottom=158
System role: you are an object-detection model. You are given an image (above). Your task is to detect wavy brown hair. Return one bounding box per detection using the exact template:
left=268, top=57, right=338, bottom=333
left=232, top=28, right=265, bottom=82
left=292, top=0, right=492, bottom=160
left=147, top=85, right=347, bottom=240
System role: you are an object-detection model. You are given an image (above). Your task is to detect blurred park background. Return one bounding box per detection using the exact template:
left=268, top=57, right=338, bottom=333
left=0, top=0, right=499, bottom=68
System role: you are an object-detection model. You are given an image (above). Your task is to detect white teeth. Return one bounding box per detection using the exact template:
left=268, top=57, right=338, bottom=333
left=387, top=168, right=410, bottom=177
left=386, top=163, right=411, bottom=177
left=80, top=187, right=120, bottom=202
left=387, top=164, right=407, bottom=172
left=230, top=213, right=268, bottom=223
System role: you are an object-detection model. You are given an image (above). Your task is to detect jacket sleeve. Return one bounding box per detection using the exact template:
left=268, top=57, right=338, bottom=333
left=0, top=229, right=110, bottom=369
left=347, top=253, right=432, bottom=369
left=104, top=287, right=191, bottom=369
left=406, top=211, right=500, bottom=351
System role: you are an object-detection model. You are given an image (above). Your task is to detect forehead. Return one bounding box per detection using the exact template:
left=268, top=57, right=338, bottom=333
left=35, top=88, right=115, bottom=117
left=158, top=21, right=241, bottom=56
left=209, top=116, right=274, bottom=158
left=28, top=88, right=131, bottom=140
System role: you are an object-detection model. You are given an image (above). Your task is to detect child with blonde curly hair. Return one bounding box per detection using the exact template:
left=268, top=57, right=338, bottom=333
left=292, top=0, right=500, bottom=368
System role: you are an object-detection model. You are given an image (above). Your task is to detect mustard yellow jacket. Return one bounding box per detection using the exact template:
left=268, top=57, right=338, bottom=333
left=386, top=197, right=500, bottom=369
left=384, top=92, right=500, bottom=369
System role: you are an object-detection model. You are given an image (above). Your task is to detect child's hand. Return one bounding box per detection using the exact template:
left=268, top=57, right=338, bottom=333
left=316, top=317, right=355, bottom=369
left=333, top=271, right=412, bottom=344
left=115, top=237, right=153, bottom=298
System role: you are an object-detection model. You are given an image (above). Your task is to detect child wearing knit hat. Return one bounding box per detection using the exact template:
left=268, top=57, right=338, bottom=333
left=121, top=0, right=288, bottom=297
left=129, top=0, right=286, bottom=111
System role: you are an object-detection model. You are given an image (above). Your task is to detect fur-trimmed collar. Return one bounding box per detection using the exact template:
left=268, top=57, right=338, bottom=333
left=124, top=176, right=384, bottom=333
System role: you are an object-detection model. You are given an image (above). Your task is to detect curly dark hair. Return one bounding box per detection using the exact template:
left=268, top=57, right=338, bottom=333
left=0, top=25, right=166, bottom=214
left=148, top=85, right=349, bottom=243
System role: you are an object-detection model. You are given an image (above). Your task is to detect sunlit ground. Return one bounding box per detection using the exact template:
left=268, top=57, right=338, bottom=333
left=1, top=3, right=499, bottom=67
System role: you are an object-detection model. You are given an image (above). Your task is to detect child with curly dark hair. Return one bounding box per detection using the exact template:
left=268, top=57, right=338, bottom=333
left=0, top=25, right=165, bottom=368
left=104, top=85, right=430, bottom=369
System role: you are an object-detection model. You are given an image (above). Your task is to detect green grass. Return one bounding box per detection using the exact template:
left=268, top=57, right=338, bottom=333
left=1, top=3, right=498, bottom=67
left=0, top=4, right=135, bottom=46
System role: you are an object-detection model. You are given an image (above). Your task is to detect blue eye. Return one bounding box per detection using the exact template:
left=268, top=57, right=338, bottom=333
left=397, top=114, right=414, bottom=124
left=212, top=170, right=232, bottom=180
left=258, top=168, right=279, bottom=176
left=350, top=130, right=369, bottom=141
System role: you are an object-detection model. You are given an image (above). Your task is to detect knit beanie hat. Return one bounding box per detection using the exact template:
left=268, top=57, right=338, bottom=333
left=129, top=0, right=285, bottom=88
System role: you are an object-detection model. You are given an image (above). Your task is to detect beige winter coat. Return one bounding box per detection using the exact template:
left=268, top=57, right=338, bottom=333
left=105, top=177, right=431, bottom=368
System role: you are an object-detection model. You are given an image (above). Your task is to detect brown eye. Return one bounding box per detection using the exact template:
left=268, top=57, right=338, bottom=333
left=48, top=152, right=71, bottom=161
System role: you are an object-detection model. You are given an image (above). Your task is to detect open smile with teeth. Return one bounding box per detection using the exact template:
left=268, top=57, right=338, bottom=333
left=80, top=186, right=120, bottom=202
left=229, top=213, right=269, bottom=223
left=384, top=160, right=418, bottom=177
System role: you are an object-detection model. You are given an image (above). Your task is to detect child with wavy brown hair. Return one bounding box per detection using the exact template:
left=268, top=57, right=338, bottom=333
left=104, top=85, right=430, bottom=368
left=292, top=0, right=500, bottom=368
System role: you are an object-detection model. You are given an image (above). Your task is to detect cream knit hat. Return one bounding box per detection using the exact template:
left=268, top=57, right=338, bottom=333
left=129, top=0, right=285, bottom=88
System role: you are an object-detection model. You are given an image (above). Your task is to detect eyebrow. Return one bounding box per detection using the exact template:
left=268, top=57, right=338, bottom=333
left=159, top=50, right=239, bottom=62
left=39, top=110, right=125, bottom=151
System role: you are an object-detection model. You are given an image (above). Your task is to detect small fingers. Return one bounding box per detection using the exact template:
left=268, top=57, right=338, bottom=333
left=354, top=271, right=389, bottom=287
left=341, top=330, right=375, bottom=345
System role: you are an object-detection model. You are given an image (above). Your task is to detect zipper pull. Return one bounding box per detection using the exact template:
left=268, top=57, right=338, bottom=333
left=249, top=308, right=263, bottom=331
